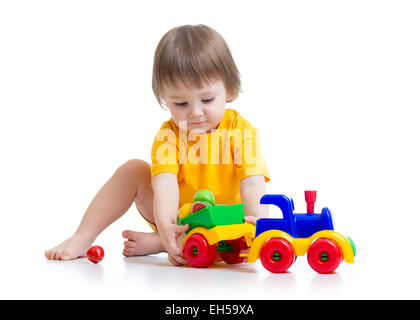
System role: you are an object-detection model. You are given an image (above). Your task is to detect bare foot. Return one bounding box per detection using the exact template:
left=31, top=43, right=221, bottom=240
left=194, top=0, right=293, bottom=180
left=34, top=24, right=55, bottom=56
left=122, top=230, right=165, bottom=257
left=45, top=233, right=93, bottom=261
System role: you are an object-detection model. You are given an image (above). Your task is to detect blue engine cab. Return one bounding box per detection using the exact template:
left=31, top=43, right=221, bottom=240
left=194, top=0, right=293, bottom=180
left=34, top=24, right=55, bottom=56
left=255, top=192, right=334, bottom=238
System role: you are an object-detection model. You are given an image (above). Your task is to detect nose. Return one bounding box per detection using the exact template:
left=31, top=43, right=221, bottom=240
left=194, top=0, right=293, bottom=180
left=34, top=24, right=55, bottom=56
left=189, top=103, right=203, bottom=119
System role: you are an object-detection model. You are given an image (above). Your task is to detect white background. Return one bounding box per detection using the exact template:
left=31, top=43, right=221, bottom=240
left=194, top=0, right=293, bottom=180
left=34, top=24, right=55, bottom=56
left=1, top=0, right=419, bottom=299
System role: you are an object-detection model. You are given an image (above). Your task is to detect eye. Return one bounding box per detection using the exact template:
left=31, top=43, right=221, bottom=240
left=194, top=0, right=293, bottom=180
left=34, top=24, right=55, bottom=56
left=175, top=102, right=188, bottom=107
left=202, top=98, right=214, bottom=104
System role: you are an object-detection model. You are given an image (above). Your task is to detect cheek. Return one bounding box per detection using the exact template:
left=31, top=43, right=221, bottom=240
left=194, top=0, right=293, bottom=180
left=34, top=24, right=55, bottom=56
left=210, top=100, right=226, bottom=120
left=169, top=108, right=186, bottom=122
left=205, top=108, right=224, bottom=126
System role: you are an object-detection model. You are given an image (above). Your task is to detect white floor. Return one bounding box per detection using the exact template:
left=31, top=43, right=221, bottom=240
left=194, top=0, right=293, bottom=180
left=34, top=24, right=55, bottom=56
left=0, top=251, right=354, bottom=300
left=2, top=224, right=418, bottom=300
left=2, top=189, right=420, bottom=300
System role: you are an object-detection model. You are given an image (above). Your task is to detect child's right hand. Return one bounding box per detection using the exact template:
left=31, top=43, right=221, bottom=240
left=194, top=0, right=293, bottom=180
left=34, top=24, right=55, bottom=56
left=159, top=223, right=189, bottom=266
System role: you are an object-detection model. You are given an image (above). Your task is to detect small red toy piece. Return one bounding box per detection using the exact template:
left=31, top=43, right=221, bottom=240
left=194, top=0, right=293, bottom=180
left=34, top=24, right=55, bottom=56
left=86, top=245, right=104, bottom=264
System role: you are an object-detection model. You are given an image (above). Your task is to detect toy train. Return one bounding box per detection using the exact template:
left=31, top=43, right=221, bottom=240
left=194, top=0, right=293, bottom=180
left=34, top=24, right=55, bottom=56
left=177, top=189, right=356, bottom=274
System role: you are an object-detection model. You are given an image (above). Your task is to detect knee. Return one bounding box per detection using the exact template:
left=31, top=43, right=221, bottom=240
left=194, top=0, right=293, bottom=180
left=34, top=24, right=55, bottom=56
left=116, top=159, right=151, bottom=178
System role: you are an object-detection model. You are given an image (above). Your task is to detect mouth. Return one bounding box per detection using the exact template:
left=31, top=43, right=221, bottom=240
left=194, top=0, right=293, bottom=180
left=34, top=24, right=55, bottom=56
left=191, top=121, right=204, bottom=125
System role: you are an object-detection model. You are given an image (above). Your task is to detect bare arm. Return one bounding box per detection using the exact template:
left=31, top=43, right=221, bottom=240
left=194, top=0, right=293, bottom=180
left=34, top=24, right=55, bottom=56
left=240, top=175, right=268, bottom=224
left=152, top=172, right=188, bottom=265
left=152, top=172, right=179, bottom=226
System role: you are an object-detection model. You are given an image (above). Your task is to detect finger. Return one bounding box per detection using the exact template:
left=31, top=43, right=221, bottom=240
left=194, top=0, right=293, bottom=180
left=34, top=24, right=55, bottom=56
left=168, top=244, right=187, bottom=264
left=182, top=223, right=189, bottom=230
left=168, top=255, right=181, bottom=266
left=175, top=223, right=189, bottom=234
left=173, top=253, right=187, bottom=265
left=169, top=253, right=186, bottom=266
left=168, top=243, right=183, bottom=256
left=244, top=216, right=257, bottom=225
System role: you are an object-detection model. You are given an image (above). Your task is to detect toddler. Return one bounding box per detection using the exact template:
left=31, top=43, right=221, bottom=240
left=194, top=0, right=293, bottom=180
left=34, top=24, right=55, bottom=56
left=45, top=24, right=270, bottom=266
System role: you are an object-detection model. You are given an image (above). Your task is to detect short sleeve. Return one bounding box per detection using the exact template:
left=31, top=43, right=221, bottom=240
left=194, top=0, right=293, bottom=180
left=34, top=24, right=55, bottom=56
left=151, top=126, right=179, bottom=178
left=231, top=117, right=270, bottom=182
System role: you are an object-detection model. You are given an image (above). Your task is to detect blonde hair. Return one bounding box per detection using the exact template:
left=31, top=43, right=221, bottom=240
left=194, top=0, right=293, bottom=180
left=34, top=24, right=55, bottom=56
left=152, top=24, right=241, bottom=107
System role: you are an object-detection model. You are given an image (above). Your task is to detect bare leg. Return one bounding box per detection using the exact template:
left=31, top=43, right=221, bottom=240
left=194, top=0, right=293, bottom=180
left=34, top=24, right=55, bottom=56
left=121, top=165, right=165, bottom=257
left=45, top=159, right=163, bottom=260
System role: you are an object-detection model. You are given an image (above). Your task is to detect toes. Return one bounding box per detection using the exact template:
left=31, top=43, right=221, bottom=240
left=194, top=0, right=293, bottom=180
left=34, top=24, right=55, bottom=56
left=123, top=238, right=137, bottom=257
left=60, top=250, right=73, bottom=261
left=45, top=248, right=62, bottom=260
left=45, top=248, right=78, bottom=261
left=122, top=230, right=134, bottom=240
left=123, top=247, right=134, bottom=257
left=54, top=249, right=64, bottom=260
left=45, top=249, right=53, bottom=260
left=124, top=240, right=136, bottom=248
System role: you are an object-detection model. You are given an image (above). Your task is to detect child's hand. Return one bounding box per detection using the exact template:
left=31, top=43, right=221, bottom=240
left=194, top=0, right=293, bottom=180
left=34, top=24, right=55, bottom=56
left=159, top=223, right=189, bottom=266
left=244, top=216, right=258, bottom=226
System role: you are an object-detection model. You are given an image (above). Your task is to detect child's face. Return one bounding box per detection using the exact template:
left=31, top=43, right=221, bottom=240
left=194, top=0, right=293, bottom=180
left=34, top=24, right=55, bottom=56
left=163, top=78, right=230, bottom=133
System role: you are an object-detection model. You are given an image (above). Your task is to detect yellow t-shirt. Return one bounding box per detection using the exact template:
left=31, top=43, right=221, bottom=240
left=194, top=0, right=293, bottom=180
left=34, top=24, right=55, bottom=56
left=150, top=108, right=270, bottom=208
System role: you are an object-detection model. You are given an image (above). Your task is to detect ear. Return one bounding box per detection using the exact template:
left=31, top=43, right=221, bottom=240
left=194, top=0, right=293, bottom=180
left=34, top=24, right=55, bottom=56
left=226, top=91, right=233, bottom=102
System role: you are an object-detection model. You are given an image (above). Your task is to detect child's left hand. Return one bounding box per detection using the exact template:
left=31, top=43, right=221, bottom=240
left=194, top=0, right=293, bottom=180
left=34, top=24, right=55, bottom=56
left=244, top=216, right=258, bottom=225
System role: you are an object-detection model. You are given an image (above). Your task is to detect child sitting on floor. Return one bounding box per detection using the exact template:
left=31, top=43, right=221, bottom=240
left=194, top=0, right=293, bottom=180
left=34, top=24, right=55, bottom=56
left=45, top=24, right=270, bottom=265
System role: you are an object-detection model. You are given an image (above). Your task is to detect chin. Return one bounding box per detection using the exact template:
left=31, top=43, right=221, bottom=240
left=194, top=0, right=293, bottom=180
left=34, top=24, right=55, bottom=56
left=188, top=126, right=208, bottom=133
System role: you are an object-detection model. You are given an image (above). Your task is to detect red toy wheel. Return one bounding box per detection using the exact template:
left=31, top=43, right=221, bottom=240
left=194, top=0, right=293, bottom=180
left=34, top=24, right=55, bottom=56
left=307, top=238, right=343, bottom=274
left=184, top=234, right=217, bottom=268
left=260, top=238, right=295, bottom=273
left=219, top=238, right=248, bottom=264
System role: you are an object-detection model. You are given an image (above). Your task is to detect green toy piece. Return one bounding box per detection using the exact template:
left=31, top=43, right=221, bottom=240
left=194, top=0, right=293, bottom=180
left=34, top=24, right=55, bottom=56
left=179, top=203, right=245, bottom=233
left=193, top=189, right=216, bottom=206
left=178, top=189, right=245, bottom=233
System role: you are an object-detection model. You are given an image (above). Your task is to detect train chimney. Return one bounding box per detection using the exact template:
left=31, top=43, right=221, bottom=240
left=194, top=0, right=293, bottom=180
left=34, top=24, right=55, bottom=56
left=304, top=190, right=317, bottom=214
